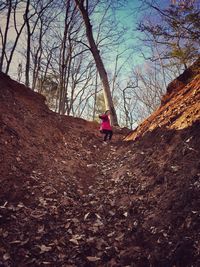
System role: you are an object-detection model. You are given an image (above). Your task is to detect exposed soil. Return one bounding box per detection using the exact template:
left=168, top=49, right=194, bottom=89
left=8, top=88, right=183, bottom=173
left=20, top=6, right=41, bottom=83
left=0, top=58, right=200, bottom=267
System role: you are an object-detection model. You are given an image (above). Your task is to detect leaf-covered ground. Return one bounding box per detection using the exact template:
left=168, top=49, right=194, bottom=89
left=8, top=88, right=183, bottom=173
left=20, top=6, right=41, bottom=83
left=0, top=63, right=200, bottom=267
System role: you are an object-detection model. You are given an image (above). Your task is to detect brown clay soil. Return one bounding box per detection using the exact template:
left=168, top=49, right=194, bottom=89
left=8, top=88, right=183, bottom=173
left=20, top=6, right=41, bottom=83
left=0, top=59, right=200, bottom=267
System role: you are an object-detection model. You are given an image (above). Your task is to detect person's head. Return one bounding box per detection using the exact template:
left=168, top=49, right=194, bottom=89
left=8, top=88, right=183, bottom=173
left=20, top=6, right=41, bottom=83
left=105, top=110, right=110, bottom=115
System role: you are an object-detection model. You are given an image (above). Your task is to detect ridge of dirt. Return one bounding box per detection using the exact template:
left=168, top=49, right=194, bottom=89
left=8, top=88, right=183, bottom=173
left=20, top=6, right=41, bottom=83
left=0, top=68, right=200, bottom=267
left=125, top=58, right=200, bottom=141
left=162, top=57, right=200, bottom=104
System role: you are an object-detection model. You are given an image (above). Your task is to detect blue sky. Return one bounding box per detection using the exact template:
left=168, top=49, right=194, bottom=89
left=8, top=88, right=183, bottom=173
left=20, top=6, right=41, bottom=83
left=103, top=0, right=173, bottom=69
left=105, top=1, right=148, bottom=69
left=116, top=0, right=171, bottom=32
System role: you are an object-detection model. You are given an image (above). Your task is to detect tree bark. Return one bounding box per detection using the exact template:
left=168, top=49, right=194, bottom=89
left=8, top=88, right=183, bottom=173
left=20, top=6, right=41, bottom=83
left=74, top=0, right=118, bottom=125
left=0, top=0, right=12, bottom=71
left=58, top=0, right=71, bottom=115
left=24, top=0, right=31, bottom=87
left=93, top=72, right=98, bottom=120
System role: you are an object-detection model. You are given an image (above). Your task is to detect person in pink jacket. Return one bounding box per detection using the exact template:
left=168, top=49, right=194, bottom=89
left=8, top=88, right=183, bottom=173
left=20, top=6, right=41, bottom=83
left=99, top=110, right=113, bottom=141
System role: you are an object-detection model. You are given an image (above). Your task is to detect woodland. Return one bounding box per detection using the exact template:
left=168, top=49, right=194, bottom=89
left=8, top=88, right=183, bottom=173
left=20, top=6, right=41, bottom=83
left=0, top=0, right=200, bottom=266
left=1, top=0, right=199, bottom=126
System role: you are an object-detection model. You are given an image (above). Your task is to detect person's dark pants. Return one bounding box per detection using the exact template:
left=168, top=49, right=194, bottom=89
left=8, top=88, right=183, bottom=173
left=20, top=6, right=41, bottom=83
left=101, top=129, right=113, bottom=141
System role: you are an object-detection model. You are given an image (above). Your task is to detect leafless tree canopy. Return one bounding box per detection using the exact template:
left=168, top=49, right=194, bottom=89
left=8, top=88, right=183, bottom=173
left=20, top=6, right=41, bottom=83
left=0, top=0, right=199, bottom=127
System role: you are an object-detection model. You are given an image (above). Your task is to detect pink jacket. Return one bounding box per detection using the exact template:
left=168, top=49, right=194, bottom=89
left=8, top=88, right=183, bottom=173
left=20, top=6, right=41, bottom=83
left=99, top=114, right=112, bottom=131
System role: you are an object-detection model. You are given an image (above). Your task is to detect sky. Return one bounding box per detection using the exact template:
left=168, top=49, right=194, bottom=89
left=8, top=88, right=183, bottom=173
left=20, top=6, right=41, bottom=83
left=2, top=0, right=197, bottom=124
left=102, top=0, right=180, bottom=73
left=1, top=0, right=186, bottom=81
left=2, top=0, right=148, bottom=78
left=100, top=0, right=149, bottom=75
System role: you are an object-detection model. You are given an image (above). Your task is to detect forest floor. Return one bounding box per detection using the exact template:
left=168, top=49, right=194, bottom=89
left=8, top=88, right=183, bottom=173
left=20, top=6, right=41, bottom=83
left=0, top=60, right=200, bottom=267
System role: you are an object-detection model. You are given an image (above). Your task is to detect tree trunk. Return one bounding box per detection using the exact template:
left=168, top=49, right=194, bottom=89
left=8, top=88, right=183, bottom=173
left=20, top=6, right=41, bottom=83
left=58, top=1, right=71, bottom=115
left=74, top=0, right=118, bottom=126
left=93, top=72, right=98, bottom=120
left=0, top=0, right=12, bottom=71
left=5, top=1, right=26, bottom=74
left=24, top=0, right=31, bottom=87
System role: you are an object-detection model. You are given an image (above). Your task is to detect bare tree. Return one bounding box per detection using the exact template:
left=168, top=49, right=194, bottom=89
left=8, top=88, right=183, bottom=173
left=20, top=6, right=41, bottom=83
left=23, top=0, right=55, bottom=86
left=67, top=55, right=96, bottom=116
left=74, top=0, right=118, bottom=125
left=5, top=0, right=26, bottom=74
left=31, top=1, right=60, bottom=90
left=0, top=0, right=12, bottom=71
left=1, top=0, right=141, bottom=126
left=0, top=0, right=44, bottom=75
left=58, top=0, right=76, bottom=114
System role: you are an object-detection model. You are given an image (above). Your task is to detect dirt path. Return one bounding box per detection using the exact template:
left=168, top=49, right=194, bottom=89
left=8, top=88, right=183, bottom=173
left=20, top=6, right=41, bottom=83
left=1, top=68, right=200, bottom=266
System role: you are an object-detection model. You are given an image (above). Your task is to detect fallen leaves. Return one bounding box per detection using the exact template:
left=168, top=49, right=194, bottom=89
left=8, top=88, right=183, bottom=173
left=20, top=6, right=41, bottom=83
left=86, top=256, right=101, bottom=262
left=37, top=224, right=45, bottom=234
left=3, top=253, right=10, bottom=261
left=69, top=234, right=84, bottom=246
left=0, top=98, right=200, bottom=267
left=38, top=244, right=52, bottom=253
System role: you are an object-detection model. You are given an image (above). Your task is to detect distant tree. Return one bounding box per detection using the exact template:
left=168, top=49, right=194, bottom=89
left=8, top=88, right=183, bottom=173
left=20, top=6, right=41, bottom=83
left=116, top=60, right=167, bottom=126
left=120, top=84, right=138, bottom=129
left=95, top=92, right=106, bottom=116
left=132, top=66, right=164, bottom=114
left=57, top=0, right=80, bottom=115
left=31, top=6, right=57, bottom=90
left=66, top=55, right=96, bottom=116
left=24, top=0, right=55, bottom=86
left=17, top=63, right=23, bottom=82
left=37, top=74, right=58, bottom=109
left=0, top=0, right=52, bottom=76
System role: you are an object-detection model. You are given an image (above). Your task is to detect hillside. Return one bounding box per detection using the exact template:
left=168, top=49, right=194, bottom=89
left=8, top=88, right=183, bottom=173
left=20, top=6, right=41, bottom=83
left=125, top=57, right=200, bottom=141
left=0, top=59, right=200, bottom=267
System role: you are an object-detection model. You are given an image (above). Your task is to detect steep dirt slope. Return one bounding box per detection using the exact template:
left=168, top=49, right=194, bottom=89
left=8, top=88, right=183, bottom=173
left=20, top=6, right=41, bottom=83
left=0, top=62, right=200, bottom=267
left=100, top=122, right=200, bottom=266
left=125, top=57, right=200, bottom=141
left=0, top=72, right=126, bottom=266
left=0, top=71, right=101, bottom=199
left=116, top=58, right=200, bottom=266
left=0, top=72, right=103, bottom=265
